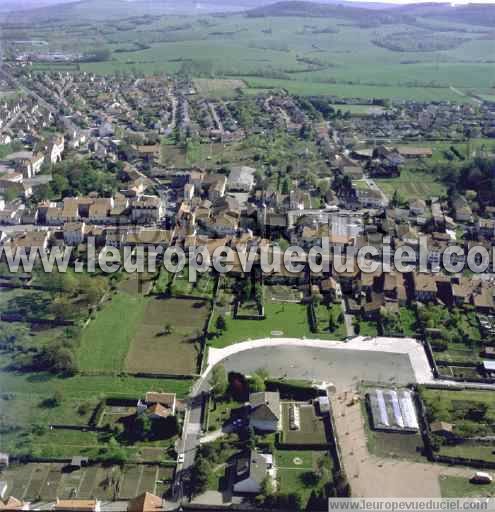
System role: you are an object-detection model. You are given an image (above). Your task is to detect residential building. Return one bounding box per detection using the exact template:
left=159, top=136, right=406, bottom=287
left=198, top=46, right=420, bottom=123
left=249, top=391, right=280, bottom=432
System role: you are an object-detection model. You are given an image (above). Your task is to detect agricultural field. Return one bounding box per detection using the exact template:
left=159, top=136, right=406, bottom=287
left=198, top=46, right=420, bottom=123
left=125, top=297, right=210, bottom=375
left=375, top=169, right=447, bottom=201
left=77, top=290, right=148, bottom=373
left=193, top=78, right=246, bottom=97
left=10, top=8, right=495, bottom=102
left=0, top=462, right=173, bottom=501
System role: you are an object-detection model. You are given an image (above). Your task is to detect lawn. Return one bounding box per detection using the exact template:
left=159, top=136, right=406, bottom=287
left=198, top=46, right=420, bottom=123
left=440, top=475, right=495, bottom=498
left=277, top=450, right=332, bottom=508
left=375, top=169, right=447, bottom=201
left=314, top=303, right=346, bottom=340
left=439, top=444, right=495, bottom=463
left=77, top=291, right=147, bottom=372
left=209, top=302, right=315, bottom=348
left=125, top=297, right=210, bottom=375
left=206, top=398, right=240, bottom=431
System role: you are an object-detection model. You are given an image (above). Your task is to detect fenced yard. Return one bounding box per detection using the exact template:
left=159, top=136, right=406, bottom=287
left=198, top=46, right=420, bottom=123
left=280, top=402, right=327, bottom=446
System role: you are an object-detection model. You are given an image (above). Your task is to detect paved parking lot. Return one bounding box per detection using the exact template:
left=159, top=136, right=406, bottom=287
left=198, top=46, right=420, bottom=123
left=204, top=337, right=432, bottom=391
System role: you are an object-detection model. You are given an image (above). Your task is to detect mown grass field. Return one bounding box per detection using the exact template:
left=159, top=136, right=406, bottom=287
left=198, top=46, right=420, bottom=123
left=209, top=302, right=314, bottom=348
left=209, top=297, right=348, bottom=348
left=77, top=291, right=148, bottom=373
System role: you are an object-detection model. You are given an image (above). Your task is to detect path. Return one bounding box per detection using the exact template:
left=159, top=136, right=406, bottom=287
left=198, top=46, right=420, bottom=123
left=450, top=85, right=482, bottom=106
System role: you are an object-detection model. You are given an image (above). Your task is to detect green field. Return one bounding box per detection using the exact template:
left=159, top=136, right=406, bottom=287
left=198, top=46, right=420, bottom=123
left=77, top=291, right=147, bottom=372
left=209, top=302, right=329, bottom=348
left=125, top=297, right=209, bottom=375
left=14, top=9, right=495, bottom=102
left=0, top=370, right=191, bottom=400
left=376, top=169, right=447, bottom=201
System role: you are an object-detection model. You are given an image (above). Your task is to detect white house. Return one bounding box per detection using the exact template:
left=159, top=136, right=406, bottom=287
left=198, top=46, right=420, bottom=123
left=227, top=166, right=255, bottom=192
left=48, top=135, right=65, bottom=164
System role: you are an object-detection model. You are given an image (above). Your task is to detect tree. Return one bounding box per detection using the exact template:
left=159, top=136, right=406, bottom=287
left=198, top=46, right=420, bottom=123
left=190, top=455, right=209, bottom=497
left=215, top=314, right=226, bottom=332
left=246, top=425, right=256, bottom=450
left=352, top=316, right=360, bottom=335
left=163, top=322, right=174, bottom=335
left=100, top=437, right=128, bottom=465
left=0, top=322, right=29, bottom=350
left=281, top=177, right=291, bottom=195
left=134, top=414, right=153, bottom=441
left=52, top=390, right=63, bottom=406
left=51, top=347, right=78, bottom=375
left=328, top=309, right=337, bottom=333
left=318, top=179, right=330, bottom=195
left=250, top=373, right=265, bottom=393
left=210, top=365, right=228, bottom=399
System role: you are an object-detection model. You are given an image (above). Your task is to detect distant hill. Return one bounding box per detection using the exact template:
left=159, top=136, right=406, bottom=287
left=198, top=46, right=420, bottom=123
left=395, top=2, right=495, bottom=27
left=4, top=0, right=495, bottom=27
left=245, top=0, right=495, bottom=27
left=245, top=0, right=404, bottom=23
left=0, top=0, right=264, bottom=23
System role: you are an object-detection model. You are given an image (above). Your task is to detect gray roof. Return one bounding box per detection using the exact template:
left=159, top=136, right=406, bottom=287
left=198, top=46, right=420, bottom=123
left=250, top=391, right=280, bottom=422
left=236, top=450, right=268, bottom=485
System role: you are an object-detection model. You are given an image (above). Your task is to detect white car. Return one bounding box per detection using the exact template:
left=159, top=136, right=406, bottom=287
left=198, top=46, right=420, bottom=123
left=177, top=454, right=185, bottom=464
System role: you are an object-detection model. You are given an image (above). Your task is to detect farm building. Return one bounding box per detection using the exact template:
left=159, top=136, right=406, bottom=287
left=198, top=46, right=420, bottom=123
left=368, top=388, right=419, bottom=433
